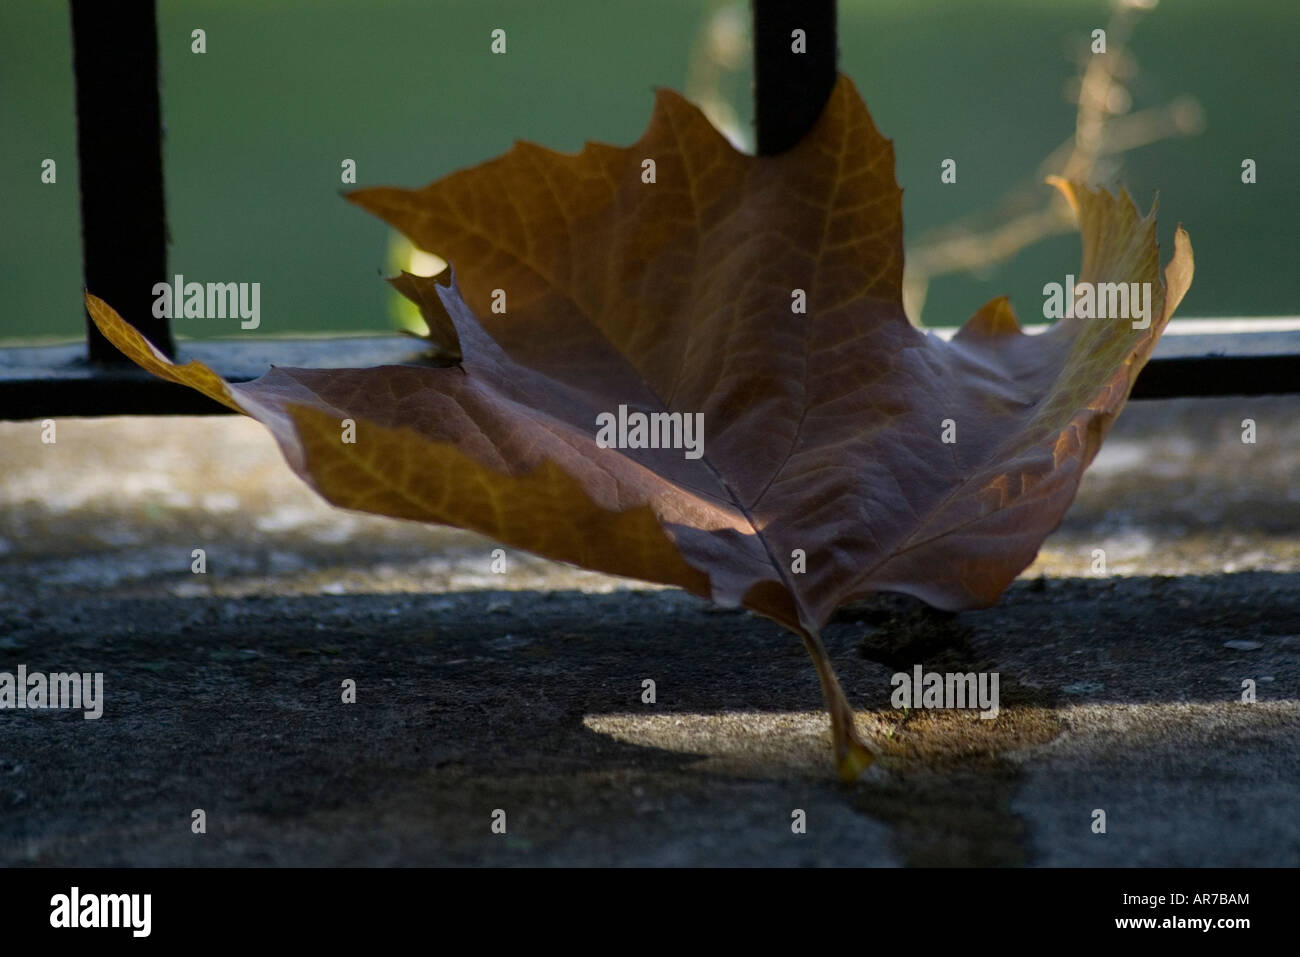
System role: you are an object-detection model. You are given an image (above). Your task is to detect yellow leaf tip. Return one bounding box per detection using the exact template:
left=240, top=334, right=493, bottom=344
left=836, top=739, right=876, bottom=782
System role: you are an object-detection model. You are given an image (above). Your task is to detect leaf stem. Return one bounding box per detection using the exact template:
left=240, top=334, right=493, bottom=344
left=799, top=626, right=875, bottom=780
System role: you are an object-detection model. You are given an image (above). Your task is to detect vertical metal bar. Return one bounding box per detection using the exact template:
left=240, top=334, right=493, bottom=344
left=751, top=0, right=838, bottom=155
left=69, top=0, right=173, bottom=361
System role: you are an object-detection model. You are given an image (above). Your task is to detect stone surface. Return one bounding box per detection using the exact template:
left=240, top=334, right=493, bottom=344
left=0, top=396, right=1296, bottom=865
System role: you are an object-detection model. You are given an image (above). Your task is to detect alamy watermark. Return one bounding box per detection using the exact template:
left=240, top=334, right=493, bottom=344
left=595, top=405, right=704, bottom=460
left=0, top=665, right=103, bottom=719
left=1042, top=274, right=1152, bottom=329
left=50, top=887, right=150, bottom=937
left=152, top=274, right=260, bottom=329
left=890, top=665, right=999, bottom=719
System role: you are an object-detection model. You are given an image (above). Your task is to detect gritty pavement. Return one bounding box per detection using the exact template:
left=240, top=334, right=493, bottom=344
left=0, top=395, right=1296, bottom=866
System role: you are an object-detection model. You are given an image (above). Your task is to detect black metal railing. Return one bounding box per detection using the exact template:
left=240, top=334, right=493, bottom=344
left=0, top=0, right=1294, bottom=421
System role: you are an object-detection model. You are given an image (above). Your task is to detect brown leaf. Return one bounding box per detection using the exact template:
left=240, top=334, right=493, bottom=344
left=87, top=75, right=1192, bottom=777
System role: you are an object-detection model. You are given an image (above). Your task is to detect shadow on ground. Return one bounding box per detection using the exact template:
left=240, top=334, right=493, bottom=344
left=1, top=573, right=1296, bottom=866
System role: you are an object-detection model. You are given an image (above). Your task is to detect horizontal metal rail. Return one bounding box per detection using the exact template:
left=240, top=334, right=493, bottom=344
left=0, top=324, right=1295, bottom=420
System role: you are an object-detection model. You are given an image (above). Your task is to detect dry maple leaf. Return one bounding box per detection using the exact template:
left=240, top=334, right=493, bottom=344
left=86, top=74, right=1192, bottom=779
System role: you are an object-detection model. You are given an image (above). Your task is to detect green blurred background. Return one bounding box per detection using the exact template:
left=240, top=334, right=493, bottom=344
left=1, top=0, right=1296, bottom=341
